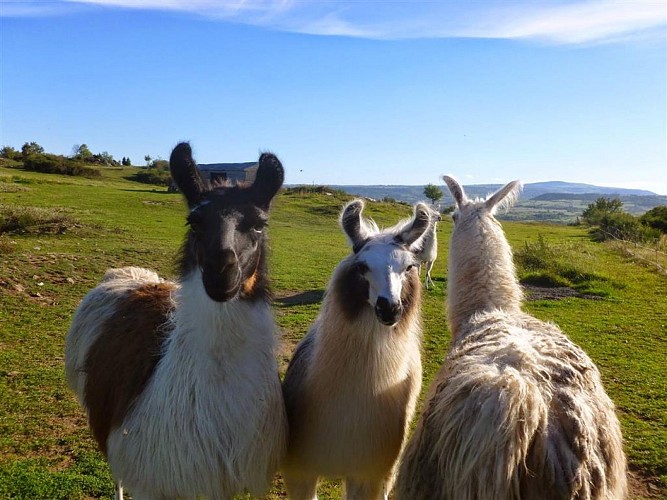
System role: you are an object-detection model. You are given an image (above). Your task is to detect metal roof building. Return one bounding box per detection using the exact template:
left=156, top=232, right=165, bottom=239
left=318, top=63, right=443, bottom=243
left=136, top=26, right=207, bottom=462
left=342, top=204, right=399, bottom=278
left=197, top=162, right=258, bottom=184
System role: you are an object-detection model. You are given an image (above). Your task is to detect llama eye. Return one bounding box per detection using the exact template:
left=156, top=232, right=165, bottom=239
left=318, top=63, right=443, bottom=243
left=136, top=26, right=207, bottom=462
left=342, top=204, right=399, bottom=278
left=186, top=213, right=204, bottom=229
left=406, top=265, right=414, bottom=272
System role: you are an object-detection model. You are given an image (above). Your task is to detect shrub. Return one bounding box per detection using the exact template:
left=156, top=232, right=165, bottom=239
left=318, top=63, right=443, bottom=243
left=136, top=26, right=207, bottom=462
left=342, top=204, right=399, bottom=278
left=640, top=205, right=667, bottom=233
left=581, top=197, right=623, bottom=225
left=593, top=212, right=661, bottom=243
left=521, top=271, right=572, bottom=288
left=515, top=234, right=613, bottom=295
left=0, top=205, right=78, bottom=235
left=23, top=154, right=101, bottom=178
left=1, top=146, right=20, bottom=160
left=133, top=168, right=171, bottom=186
left=283, top=185, right=349, bottom=198
left=515, top=234, right=557, bottom=272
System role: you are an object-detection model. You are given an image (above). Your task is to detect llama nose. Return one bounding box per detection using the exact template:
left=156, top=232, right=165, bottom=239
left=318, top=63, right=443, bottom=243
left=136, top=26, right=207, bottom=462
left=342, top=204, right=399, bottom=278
left=218, top=249, right=238, bottom=273
left=375, top=297, right=401, bottom=326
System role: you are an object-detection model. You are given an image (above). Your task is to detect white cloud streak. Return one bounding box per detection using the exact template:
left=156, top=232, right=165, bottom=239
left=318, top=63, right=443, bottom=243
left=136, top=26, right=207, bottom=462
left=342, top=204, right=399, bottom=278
left=3, top=0, right=665, bottom=45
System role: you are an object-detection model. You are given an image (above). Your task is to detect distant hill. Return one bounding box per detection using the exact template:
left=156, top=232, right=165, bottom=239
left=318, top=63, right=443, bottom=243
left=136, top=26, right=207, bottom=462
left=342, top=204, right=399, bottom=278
left=316, top=181, right=666, bottom=223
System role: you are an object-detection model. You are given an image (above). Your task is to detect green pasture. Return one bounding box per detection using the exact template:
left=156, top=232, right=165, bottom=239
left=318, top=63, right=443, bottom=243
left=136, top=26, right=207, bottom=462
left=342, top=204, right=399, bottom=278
left=1, top=165, right=665, bottom=499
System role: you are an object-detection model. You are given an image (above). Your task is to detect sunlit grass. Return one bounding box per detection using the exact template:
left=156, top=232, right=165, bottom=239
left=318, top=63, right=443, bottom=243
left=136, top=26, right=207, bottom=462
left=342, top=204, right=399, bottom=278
left=0, top=165, right=665, bottom=499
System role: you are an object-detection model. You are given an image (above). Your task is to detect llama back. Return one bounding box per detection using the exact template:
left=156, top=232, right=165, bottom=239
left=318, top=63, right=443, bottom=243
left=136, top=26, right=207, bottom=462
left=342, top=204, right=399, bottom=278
left=64, top=267, right=173, bottom=412
left=398, top=310, right=626, bottom=500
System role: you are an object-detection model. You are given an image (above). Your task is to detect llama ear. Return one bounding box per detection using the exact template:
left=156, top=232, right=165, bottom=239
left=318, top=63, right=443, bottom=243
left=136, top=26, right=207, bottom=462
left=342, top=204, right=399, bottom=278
left=170, top=142, right=207, bottom=208
left=443, top=175, right=466, bottom=208
left=341, top=199, right=370, bottom=252
left=252, top=152, right=284, bottom=210
left=398, top=202, right=431, bottom=248
left=485, top=180, right=522, bottom=214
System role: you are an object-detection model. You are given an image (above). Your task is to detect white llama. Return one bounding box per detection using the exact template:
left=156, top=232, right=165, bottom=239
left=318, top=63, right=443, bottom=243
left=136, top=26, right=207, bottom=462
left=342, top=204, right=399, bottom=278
left=416, top=206, right=441, bottom=288
left=395, top=176, right=627, bottom=500
left=65, top=143, right=287, bottom=500
left=281, top=200, right=433, bottom=500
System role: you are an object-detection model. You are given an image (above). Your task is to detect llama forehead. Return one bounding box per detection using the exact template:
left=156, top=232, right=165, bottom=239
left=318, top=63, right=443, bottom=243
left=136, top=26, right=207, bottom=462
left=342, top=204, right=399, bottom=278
left=357, top=239, right=415, bottom=272
left=190, top=193, right=267, bottom=227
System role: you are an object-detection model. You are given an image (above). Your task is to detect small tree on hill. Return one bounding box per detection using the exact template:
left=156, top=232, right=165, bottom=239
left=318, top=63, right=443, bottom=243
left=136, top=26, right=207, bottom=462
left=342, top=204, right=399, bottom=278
left=424, top=183, right=443, bottom=205
left=582, top=197, right=623, bottom=226
left=1, top=146, right=19, bottom=160
left=21, top=141, right=44, bottom=158
left=72, top=144, right=93, bottom=161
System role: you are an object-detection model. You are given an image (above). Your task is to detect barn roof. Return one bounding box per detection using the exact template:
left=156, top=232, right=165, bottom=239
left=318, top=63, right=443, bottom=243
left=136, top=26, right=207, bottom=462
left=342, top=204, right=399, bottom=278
left=197, top=162, right=257, bottom=172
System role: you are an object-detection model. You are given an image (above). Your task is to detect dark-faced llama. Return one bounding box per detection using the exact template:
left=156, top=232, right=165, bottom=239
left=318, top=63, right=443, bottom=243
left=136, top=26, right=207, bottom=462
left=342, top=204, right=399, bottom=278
left=65, top=143, right=287, bottom=499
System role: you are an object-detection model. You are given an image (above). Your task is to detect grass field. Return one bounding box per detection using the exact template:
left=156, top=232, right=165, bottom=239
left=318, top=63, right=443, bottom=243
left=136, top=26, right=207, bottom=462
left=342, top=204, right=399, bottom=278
left=1, top=164, right=665, bottom=499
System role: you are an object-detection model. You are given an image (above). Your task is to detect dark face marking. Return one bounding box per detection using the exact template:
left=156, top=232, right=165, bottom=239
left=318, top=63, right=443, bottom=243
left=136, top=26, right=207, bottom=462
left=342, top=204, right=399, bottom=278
left=182, top=194, right=269, bottom=302
left=334, top=246, right=421, bottom=328
left=334, top=259, right=371, bottom=321
left=84, top=283, right=176, bottom=455
left=170, top=143, right=283, bottom=303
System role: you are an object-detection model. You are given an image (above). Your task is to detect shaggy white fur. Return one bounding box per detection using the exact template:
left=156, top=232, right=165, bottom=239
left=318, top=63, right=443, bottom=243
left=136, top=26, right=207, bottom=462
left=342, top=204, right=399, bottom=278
left=282, top=200, right=429, bottom=500
left=395, top=177, right=627, bottom=500
left=66, top=269, right=287, bottom=499
left=415, top=206, right=441, bottom=288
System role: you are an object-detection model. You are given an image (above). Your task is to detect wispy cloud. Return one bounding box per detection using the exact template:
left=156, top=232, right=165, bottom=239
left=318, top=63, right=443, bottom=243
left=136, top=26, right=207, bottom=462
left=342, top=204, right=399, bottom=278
left=3, top=0, right=665, bottom=45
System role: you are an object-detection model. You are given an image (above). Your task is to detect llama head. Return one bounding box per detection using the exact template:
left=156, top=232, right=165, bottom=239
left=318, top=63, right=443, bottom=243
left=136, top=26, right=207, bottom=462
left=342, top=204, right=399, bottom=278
left=444, top=175, right=521, bottom=228
left=339, top=199, right=431, bottom=326
left=170, top=142, right=284, bottom=302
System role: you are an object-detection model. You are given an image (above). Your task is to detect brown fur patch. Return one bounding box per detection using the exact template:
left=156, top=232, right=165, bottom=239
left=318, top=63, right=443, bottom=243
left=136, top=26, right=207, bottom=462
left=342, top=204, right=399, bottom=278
left=83, top=282, right=176, bottom=455
left=242, top=270, right=258, bottom=296
left=333, top=260, right=370, bottom=321
left=398, top=268, right=421, bottom=328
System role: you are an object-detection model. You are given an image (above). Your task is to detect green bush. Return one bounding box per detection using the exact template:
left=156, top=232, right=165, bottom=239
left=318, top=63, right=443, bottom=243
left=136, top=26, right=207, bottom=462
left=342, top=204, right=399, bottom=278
left=133, top=168, right=171, bottom=186
left=23, top=154, right=101, bottom=178
left=284, top=185, right=349, bottom=198
left=640, top=205, right=667, bottom=233
left=593, top=212, right=661, bottom=243
left=0, top=205, right=78, bottom=235
left=515, top=234, right=557, bottom=272
left=581, top=197, right=624, bottom=226
left=515, top=234, right=613, bottom=295
left=521, top=271, right=572, bottom=288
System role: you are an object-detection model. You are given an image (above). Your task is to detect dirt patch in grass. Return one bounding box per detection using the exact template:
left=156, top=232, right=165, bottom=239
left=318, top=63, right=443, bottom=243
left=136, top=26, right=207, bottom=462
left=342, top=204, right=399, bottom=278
left=522, top=284, right=603, bottom=301
left=628, top=468, right=665, bottom=499
left=274, top=289, right=325, bottom=306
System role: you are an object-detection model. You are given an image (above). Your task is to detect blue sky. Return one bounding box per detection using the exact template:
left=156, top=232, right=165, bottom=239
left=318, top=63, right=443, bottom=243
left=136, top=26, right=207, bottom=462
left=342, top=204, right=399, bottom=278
left=1, top=1, right=666, bottom=194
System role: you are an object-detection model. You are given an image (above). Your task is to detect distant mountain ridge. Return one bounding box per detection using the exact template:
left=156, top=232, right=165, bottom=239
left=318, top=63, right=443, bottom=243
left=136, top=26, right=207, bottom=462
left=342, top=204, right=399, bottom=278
left=329, top=181, right=660, bottom=205
left=317, top=181, right=666, bottom=223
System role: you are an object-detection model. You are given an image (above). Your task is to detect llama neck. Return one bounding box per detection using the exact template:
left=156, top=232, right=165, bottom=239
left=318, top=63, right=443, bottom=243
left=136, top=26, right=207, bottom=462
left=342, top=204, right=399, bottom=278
left=447, top=221, right=523, bottom=340
left=168, top=270, right=275, bottom=357
left=312, top=266, right=422, bottom=387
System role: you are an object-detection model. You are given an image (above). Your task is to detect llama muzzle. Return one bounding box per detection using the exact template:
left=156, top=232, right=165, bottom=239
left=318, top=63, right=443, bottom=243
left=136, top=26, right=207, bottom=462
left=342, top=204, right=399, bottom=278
left=375, top=296, right=402, bottom=326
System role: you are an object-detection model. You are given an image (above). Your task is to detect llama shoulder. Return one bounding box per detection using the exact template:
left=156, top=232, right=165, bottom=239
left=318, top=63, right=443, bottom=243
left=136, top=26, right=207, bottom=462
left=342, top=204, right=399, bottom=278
left=450, top=310, right=600, bottom=392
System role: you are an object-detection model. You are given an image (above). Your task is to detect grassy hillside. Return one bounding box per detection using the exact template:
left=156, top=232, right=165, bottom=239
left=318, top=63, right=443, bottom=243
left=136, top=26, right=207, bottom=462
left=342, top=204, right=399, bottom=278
left=1, top=165, right=665, bottom=499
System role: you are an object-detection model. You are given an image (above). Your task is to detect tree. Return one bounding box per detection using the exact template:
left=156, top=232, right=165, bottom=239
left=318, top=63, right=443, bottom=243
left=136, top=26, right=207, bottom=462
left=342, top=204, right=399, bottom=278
left=0, top=146, right=19, bottom=160
left=21, top=141, right=44, bottom=157
left=640, top=205, right=667, bottom=233
left=144, top=155, right=153, bottom=167
left=581, top=197, right=624, bottom=225
left=423, top=184, right=443, bottom=205
left=72, top=144, right=93, bottom=160
left=121, top=156, right=132, bottom=166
